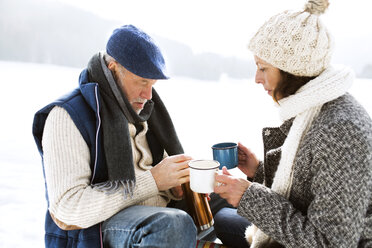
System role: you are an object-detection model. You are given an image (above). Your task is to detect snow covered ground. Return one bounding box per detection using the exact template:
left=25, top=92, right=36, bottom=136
left=0, top=61, right=371, bottom=247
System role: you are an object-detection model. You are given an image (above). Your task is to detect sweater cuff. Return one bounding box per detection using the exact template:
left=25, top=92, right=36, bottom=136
left=135, top=170, right=159, bottom=197
left=252, top=160, right=264, bottom=183
left=237, top=182, right=271, bottom=220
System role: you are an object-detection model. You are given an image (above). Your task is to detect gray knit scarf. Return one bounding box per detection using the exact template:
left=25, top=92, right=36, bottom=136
left=86, top=52, right=183, bottom=198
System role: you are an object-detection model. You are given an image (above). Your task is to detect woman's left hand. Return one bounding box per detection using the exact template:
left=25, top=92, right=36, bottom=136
left=214, top=166, right=251, bottom=207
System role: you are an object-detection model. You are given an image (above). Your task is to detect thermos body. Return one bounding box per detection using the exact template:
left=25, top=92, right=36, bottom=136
left=182, top=182, right=214, bottom=231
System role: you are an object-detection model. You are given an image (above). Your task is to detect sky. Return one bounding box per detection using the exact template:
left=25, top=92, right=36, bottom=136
left=52, top=0, right=372, bottom=61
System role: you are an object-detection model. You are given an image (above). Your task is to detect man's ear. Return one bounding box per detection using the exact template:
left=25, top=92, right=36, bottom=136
left=107, top=61, right=117, bottom=72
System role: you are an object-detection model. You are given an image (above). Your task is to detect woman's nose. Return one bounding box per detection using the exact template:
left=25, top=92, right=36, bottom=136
left=255, top=72, right=262, bottom=84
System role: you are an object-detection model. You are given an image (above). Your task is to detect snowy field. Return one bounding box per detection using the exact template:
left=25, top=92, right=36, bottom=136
left=0, top=60, right=371, bottom=247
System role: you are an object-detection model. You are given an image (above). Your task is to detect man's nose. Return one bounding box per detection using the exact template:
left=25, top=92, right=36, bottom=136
left=141, top=86, right=153, bottom=100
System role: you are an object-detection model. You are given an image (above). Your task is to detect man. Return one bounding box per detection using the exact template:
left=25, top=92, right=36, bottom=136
left=33, top=25, right=197, bottom=248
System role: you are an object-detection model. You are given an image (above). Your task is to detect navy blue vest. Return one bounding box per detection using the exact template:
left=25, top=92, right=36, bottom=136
left=33, top=79, right=105, bottom=247
left=32, top=70, right=164, bottom=247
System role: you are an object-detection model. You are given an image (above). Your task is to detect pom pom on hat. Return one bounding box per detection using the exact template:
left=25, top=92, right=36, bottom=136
left=304, top=0, right=329, bottom=15
left=248, top=0, right=332, bottom=77
left=106, top=25, right=169, bottom=79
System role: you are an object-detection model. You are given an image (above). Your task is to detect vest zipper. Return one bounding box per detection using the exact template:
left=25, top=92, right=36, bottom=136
left=90, top=84, right=104, bottom=247
left=90, top=84, right=101, bottom=185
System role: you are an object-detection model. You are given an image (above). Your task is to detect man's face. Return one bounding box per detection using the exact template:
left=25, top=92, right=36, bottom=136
left=111, top=63, right=157, bottom=113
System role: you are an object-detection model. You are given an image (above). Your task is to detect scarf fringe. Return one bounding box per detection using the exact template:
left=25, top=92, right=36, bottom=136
left=93, top=180, right=136, bottom=199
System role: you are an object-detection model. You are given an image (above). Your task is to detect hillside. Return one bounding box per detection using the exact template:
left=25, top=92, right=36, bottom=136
left=0, top=0, right=255, bottom=80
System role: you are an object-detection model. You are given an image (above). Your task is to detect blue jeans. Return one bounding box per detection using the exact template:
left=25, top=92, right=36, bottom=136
left=213, top=207, right=251, bottom=248
left=102, top=205, right=197, bottom=248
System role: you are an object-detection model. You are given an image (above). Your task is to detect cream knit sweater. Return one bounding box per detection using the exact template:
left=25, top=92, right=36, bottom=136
left=42, top=106, right=175, bottom=229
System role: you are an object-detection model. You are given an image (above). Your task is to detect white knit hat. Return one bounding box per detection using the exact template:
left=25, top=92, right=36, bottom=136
left=248, top=0, right=333, bottom=77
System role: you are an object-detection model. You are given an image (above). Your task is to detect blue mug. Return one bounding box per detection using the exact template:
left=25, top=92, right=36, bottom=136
left=212, top=142, right=238, bottom=169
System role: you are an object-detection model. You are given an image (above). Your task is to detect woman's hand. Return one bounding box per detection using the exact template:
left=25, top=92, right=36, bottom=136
left=238, top=142, right=259, bottom=178
left=214, top=167, right=251, bottom=207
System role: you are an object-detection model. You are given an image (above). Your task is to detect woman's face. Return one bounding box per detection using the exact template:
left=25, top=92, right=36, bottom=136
left=254, top=56, right=282, bottom=100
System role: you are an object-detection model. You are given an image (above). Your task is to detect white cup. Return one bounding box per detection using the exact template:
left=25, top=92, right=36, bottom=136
left=189, top=160, right=220, bottom=193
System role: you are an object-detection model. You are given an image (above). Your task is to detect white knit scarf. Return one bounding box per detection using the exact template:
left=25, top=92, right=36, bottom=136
left=246, top=65, right=354, bottom=247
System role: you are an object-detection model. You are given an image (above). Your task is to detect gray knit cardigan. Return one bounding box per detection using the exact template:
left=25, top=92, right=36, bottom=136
left=237, top=93, right=372, bottom=248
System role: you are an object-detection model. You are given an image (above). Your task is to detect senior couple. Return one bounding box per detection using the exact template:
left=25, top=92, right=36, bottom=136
left=33, top=0, right=371, bottom=247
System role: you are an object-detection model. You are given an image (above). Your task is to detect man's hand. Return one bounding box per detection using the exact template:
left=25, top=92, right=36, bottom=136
left=170, top=185, right=184, bottom=198
left=214, top=166, right=251, bottom=207
left=150, top=154, right=192, bottom=192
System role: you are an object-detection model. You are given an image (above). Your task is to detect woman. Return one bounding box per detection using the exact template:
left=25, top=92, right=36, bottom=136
left=214, top=0, right=372, bottom=247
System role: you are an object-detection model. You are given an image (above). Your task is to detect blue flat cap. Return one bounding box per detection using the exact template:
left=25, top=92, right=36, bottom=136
left=106, top=25, right=169, bottom=79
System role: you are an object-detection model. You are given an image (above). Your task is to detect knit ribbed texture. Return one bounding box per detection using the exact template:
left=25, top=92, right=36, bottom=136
left=248, top=0, right=332, bottom=77
left=42, top=106, right=169, bottom=228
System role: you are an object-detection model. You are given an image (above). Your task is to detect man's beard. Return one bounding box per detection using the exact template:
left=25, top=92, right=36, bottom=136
left=130, top=98, right=147, bottom=114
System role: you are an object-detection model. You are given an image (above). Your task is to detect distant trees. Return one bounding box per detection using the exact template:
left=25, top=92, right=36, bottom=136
left=0, top=0, right=117, bottom=68
left=1, top=0, right=372, bottom=80
left=0, top=0, right=264, bottom=81
left=156, top=36, right=255, bottom=80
